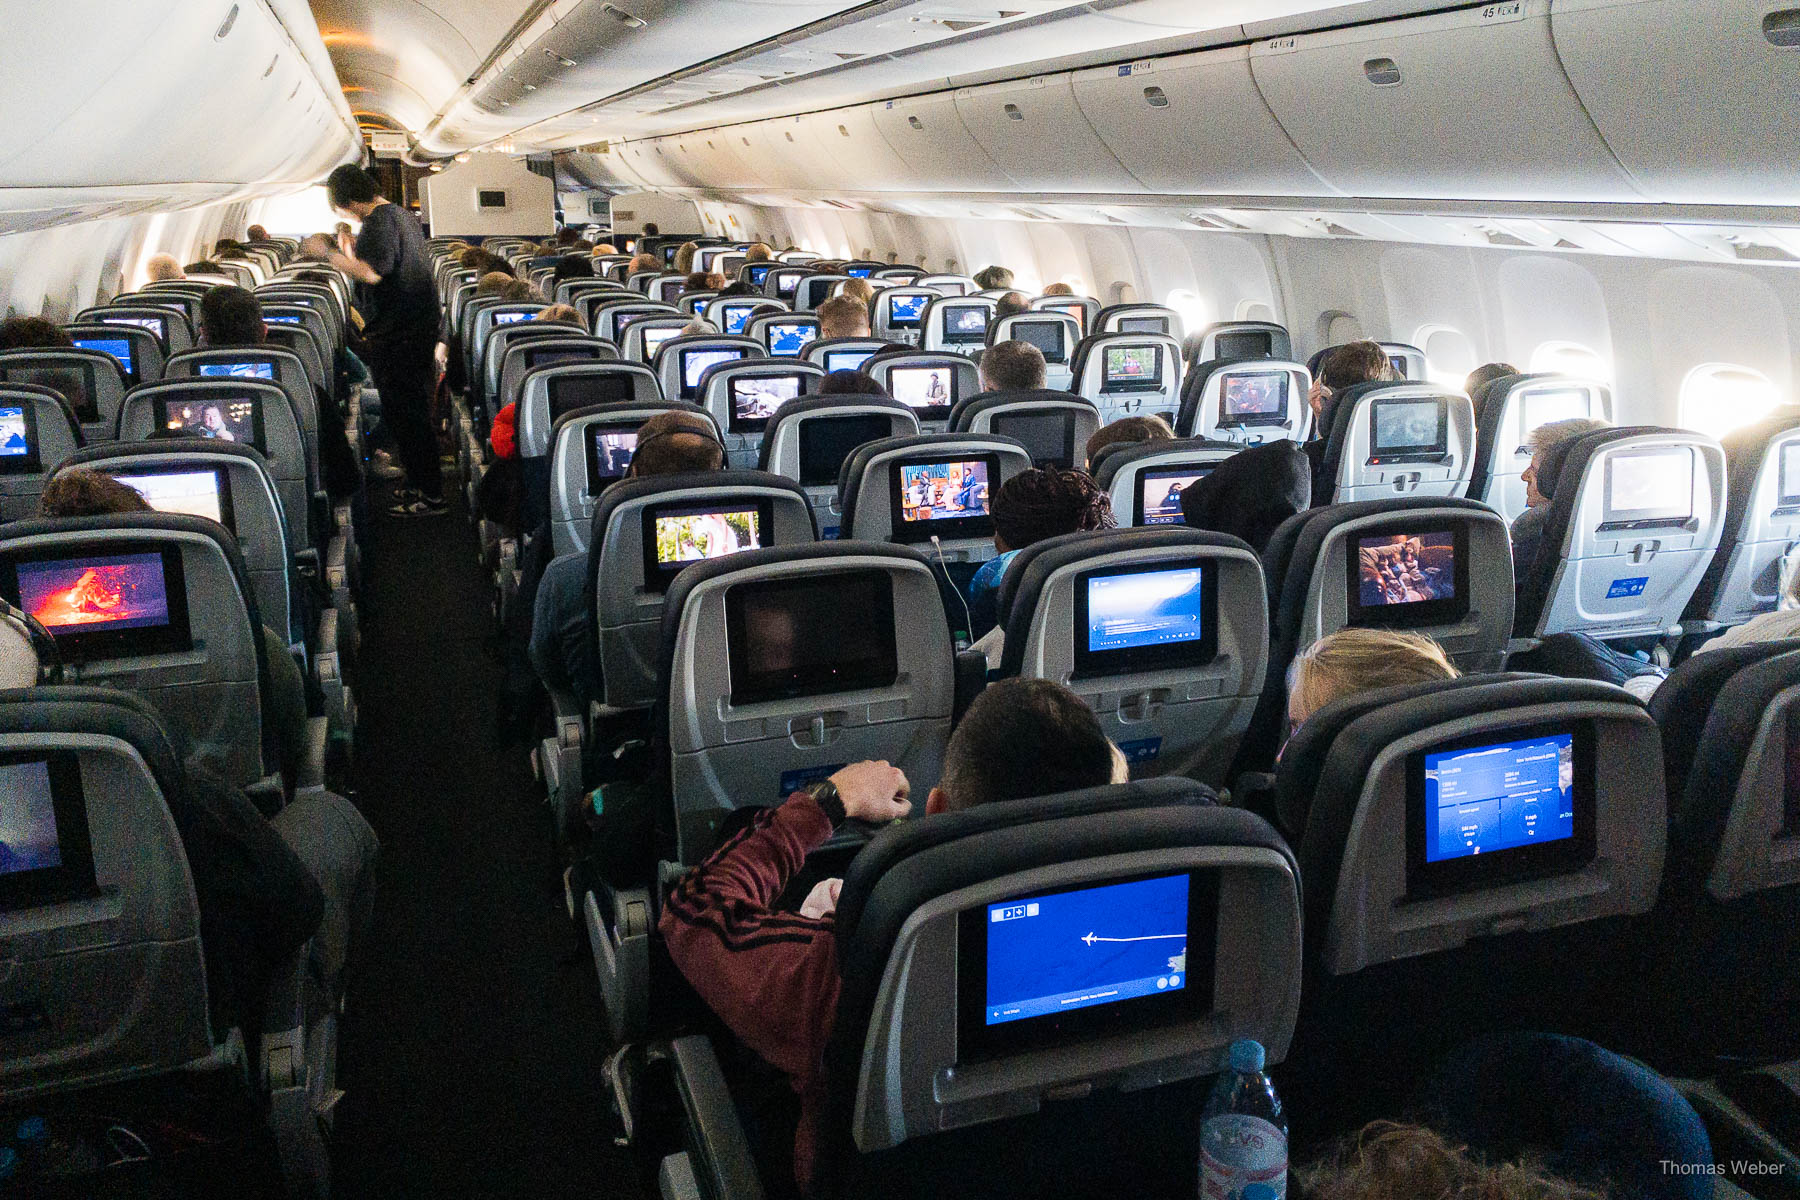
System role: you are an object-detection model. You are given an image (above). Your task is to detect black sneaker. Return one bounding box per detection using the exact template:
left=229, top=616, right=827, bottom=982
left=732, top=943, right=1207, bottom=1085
left=387, top=492, right=449, bottom=518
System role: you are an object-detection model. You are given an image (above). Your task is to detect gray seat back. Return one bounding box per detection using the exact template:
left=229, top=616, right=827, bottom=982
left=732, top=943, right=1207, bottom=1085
left=79, top=306, right=196, bottom=357
left=652, top=336, right=762, bottom=406
left=998, top=528, right=1269, bottom=784
left=1181, top=359, right=1314, bottom=444
left=117, top=379, right=312, bottom=554
left=521, top=362, right=665, bottom=461
left=1192, top=321, right=1291, bottom=363
left=699, top=358, right=825, bottom=469
left=0, top=515, right=271, bottom=787
left=991, top=313, right=1081, bottom=391
left=547, top=401, right=713, bottom=557
left=498, top=336, right=618, bottom=421
left=1470, top=374, right=1612, bottom=523
left=839, top=433, right=1033, bottom=565
left=758, top=397, right=920, bottom=535
left=746, top=312, right=821, bottom=359
left=865, top=353, right=980, bottom=432
left=921, top=296, right=997, bottom=355
left=657, top=542, right=951, bottom=862
left=873, top=287, right=944, bottom=347
left=65, top=324, right=165, bottom=387
left=0, top=349, right=128, bottom=443
left=1093, top=438, right=1243, bottom=526
left=0, top=688, right=213, bottom=1101
left=163, top=348, right=319, bottom=499
left=0, top=386, right=83, bottom=522
left=1069, top=332, right=1184, bottom=425
left=1682, top=414, right=1800, bottom=630
left=591, top=471, right=817, bottom=713
left=1322, top=382, right=1477, bottom=504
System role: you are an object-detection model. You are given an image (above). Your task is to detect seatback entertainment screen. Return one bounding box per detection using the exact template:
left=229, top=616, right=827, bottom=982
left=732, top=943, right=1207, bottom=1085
left=1073, top=561, right=1217, bottom=676
left=5, top=545, right=193, bottom=660
left=1135, top=466, right=1213, bottom=527
left=1218, top=373, right=1289, bottom=427
left=889, top=456, right=994, bottom=542
left=1348, top=528, right=1469, bottom=629
left=888, top=365, right=955, bottom=419
left=725, top=569, right=899, bottom=705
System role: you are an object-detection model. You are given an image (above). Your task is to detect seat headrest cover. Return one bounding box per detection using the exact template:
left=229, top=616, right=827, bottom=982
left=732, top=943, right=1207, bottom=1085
left=1179, top=439, right=1310, bottom=555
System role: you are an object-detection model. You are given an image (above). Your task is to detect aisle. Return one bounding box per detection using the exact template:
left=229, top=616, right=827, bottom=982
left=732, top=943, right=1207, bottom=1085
left=331, top=490, right=641, bottom=1199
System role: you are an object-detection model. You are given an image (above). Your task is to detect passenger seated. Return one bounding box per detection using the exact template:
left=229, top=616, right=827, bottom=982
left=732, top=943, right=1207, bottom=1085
left=973, top=265, right=1015, bottom=291
left=1465, top=361, right=1519, bottom=399
left=552, top=256, right=595, bottom=285
left=1084, top=413, right=1173, bottom=469
left=1697, top=552, right=1800, bottom=651
left=1179, top=438, right=1311, bottom=554
left=978, top=339, right=1047, bottom=395
left=1299, top=1121, right=1602, bottom=1200
left=1287, top=627, right=1459, bottom=740
left=535, top=303, right=585, bottom=328
left=1304, top=340, right=1392, bottom=497
left=1508, top=417, right=1611, bottom=587
left=529, top=410, right=726, bottom=707
left=816, top=294, right=871, bottom=341
left=1040, top=281, right=1074, bottom=297
left=199, top=283, right=267, bottom=346
left=683, top=270, right=712, bottom=293
left=0, top=316, right=74, bottom=350
left=659, top=677, right=1126, bottom=1193
left=146, top=252, right=185, bottom=282
left=627, top=251, right=659, bottom=276
left=485, top=305, right=589, bottom=459
left=0, top=600, right=376, bottom=1031
left=38, top=469, right=313, bottom=788
left=745, top=243, right=774, bottom=263
left=966, top=467, right=1116, bottom=648
left=837, top=278, right=875, bottom=308
left=680, top=317, right=718, bottom=337
left=675, top=243, right=700, bottom=274
left=995, top=290, right=1031, bottom=320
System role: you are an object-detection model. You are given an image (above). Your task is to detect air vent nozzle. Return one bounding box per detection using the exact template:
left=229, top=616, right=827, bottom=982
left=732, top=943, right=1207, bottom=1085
left=1003, top=103, right=1024, bottom=121
left=1143, top=86, right=1169, bottom=108
left=1765, top=9, right=1800, bottom=45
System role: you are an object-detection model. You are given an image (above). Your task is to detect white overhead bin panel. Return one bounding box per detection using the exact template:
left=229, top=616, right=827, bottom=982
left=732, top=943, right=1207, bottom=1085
left=1553, top=0, right=1800, bottom=206
left=739, top=121, right=821, bottom=190
left=1249, top=1, right=1644, bottom=202
left=798, top=106, right=917, bottom=192
left=870, top=93, right=1016, bottom=193
left=1071, top=48, right=1333, bottom=196
left=620, top=141, right=685, bottom=189
left=679, top=128, right=775, bottom=192
left=952, top=76, right=1143, bottom=193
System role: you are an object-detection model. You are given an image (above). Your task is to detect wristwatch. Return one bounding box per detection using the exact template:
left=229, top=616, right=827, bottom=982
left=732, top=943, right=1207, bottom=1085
left=807, top=779, right=847, bottom=828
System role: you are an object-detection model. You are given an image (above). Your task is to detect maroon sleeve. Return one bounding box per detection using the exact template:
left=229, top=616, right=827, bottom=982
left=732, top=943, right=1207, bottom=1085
left=659, top=793, right=842, bottom=1082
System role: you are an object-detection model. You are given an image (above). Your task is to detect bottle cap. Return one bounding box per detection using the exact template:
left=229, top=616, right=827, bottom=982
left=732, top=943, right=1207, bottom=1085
left=1243, top=1185, right=1279, bottom=1200
left=1228, top=1038, right=1265, bottom=1074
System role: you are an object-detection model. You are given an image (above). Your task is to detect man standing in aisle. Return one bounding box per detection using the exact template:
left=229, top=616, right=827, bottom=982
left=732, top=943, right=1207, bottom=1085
left=303, top=163, right=447, bottom=516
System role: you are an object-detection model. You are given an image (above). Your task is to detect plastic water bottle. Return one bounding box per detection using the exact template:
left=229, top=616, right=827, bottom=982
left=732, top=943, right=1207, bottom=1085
left=1199, top=1039, right=1287, bottom=1200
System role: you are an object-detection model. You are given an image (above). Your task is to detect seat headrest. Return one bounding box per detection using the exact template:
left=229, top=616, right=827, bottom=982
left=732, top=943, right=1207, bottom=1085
left=586, top=467, right=809, bottom=552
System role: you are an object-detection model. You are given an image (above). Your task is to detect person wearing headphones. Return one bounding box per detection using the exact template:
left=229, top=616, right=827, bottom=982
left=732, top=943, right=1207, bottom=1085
left=528, top=409, right=727, bottom=710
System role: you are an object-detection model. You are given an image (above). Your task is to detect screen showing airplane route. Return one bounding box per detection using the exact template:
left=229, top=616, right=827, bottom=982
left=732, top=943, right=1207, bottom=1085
left=983, top=873, right=1189, bottom=1025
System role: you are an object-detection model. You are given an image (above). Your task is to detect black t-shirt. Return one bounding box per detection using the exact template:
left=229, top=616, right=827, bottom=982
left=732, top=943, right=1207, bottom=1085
left=354, top=202, right=438, bottom=341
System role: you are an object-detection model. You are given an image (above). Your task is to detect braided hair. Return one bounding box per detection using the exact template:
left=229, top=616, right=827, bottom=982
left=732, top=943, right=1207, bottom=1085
left=992, top=467, right=1116, bottom=551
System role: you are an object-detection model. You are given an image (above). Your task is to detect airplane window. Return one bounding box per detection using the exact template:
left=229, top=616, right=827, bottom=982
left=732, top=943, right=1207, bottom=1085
left=1416, top=325, right=1478, bottom=389
left=1680, top=363, right=1785, bottom=440
left=1165, top=290, right=1208, bottom=340
left=1529, top=340, right=1612, bottom=384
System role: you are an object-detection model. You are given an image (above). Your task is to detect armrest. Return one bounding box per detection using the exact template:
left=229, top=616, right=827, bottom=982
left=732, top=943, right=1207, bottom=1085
left=292, top=548, right=332, bottom=605
left=260, top=949, right=310, bottom=1093
left=666, top=1035, right=766, bottom=1200
left=295, top=716, right=329, bottom=792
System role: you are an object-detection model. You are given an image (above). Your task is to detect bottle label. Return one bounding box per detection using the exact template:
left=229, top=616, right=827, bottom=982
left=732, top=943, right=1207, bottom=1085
left=1200, top=1114, right=1287, bottom=1200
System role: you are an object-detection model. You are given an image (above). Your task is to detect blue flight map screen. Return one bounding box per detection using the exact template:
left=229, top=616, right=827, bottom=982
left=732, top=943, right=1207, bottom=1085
left=984, top=874, right=1189, bottom=1026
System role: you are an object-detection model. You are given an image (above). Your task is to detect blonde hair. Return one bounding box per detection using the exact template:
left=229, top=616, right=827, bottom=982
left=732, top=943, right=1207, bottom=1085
left=593, top=243, right=618, bottom=255
left=1289, top=628, right=1459, bottom=726
left=475, top=270, right=515, bottom=298
left=745, top=242, right=774, bottom=263
left=1299, top=1122, right=1604, bottom=1200
left=627, top=252, right=659, bottom=275
left=145, top=253, right=184, bottom=282
left=1041, top=282, right=1075, bottom=297
left=674, top=241, right=700, bottom=273
left=838, top=277, right=875, bottom=305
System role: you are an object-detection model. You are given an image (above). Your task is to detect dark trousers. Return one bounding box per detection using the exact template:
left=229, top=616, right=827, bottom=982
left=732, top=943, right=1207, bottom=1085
left=365, top=330, right=442, bottom=497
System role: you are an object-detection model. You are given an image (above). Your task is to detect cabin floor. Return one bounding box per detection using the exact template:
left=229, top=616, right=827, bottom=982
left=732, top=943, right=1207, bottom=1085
left=330, top=484, right=644, bottom=1199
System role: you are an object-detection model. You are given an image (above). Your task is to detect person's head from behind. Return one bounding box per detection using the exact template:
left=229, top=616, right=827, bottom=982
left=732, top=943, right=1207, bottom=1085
left=184, top=261, right=224, bottom=276
left=458, top=246, right=490, bottom=272
left=978, top=340, right=1047, bottom=394
left=838, top=278, right=875, bottom=306
left=927, top=678, right=1122, bottom=814
left=745, top=242, right=773, bottom=263
left=593, top=242, right=618, bottom=255
left=1041, top=282, right=1074, bottom=297
left=475, top=270, right=515, bottom=298
left=40, top=469, right=152, bottom=518
left=555, top=227, right=580, bottom=248
left=973, top=265, right=1015, bottom=291
left=1313, top=340, right=1392, bottom=421
left=628, top=252, right=658, bottom=276
left=199, top=285, right=265, bottom=347
left=674, top=242, right=700, bottom=273
left=1287, top=628, right=1458, bottom=732
left=1521, top=417, right=1610, bottom=508
left=246, top=224, right=269, bottom=242
left=1299, top=1121, right=1602, bottom=1200
left=816, top=294, right=871, bottom=340
left=818, top=370, right=888, bottom=399
left=683, top=270, right=712, bottom=291
left=536, top=304, right=584, bottom=328
left=680, top=318, right=718, bottom=337
left=501, top=279, right=536, bottom=303
left=0, top=317, right=73, bottom=351
left=553, top=255, right=595, bottom=283
left=992, top=467, right=1115, bottom=554
left=630, top=410, right=725, bottom=477
left=995, top=291, right=1031, bottom=321
left=325, top=163, right=383, bottom=218
left=1466, top=361, right=1519, bottom=399
left=1085, top=414, right=1173, bottom=469
left=642, top=222, right=660, bottom=237
left=145, top=253, right=184, bottom=283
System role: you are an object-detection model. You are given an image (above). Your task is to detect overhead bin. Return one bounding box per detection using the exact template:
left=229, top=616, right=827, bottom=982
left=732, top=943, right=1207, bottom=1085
left=952, top=76, right=1144, bottom=194
left=677, top=128, right=777, bottom=192
left=1248, top=1, right=1644, bottom=202
left=1071, top=47, right=1334, bottom=197
left=870, top=93, right=1017, bottom=193
left=1553, top=0, right=1800, bottom=206
left=796, top=107, right=918, bottom=193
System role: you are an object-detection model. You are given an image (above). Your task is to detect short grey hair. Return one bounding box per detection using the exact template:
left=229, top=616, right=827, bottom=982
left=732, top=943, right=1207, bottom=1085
left=1526, top=417, right=1610, bottom=459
